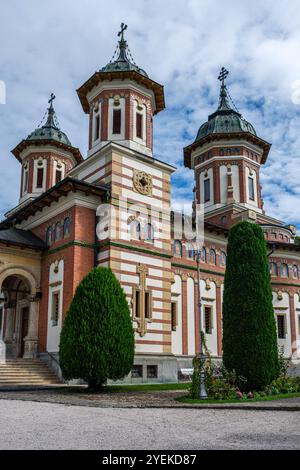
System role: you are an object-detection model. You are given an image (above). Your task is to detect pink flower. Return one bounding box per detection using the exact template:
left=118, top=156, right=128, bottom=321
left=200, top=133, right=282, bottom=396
left=236, top=391, right=243, bottom=399
left=247, top=392, right=253, bottom=399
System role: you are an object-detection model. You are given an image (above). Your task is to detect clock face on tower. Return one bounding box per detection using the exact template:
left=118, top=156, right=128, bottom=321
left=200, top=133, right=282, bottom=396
left=133, top=170, right=153, bottom=196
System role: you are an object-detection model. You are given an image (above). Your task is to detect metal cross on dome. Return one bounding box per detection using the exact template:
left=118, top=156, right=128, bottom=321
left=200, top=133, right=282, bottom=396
left=218, top=67, right=229, bottom=84
left=48, top=93, right=56, bottom=107
left=118, top=23, right=128, bottom=41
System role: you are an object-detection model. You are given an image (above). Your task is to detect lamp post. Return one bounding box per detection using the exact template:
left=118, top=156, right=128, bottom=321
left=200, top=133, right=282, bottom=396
left=195, top=201, right=208, bottom=399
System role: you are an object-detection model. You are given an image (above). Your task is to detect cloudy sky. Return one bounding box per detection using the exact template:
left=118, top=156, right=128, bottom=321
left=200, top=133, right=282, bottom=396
left=1, top=0, right=300, bottom=230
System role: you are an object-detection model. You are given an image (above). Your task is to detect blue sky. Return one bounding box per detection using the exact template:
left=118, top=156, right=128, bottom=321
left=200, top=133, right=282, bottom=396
left=0, top=0, right=300, bottom=230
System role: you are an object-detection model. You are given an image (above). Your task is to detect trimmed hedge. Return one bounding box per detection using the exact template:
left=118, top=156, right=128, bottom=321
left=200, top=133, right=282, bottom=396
left=59, top=267, right=134, bottom=389
left=222, top=221, right=279, bottom=390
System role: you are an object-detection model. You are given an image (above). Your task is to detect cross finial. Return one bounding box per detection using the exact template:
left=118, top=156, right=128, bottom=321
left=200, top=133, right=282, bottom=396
left=218, top=67, right=229, bottom=84
left=48, top=93, right=55, bottom=109
left=118, top=23, right=128, bottom=42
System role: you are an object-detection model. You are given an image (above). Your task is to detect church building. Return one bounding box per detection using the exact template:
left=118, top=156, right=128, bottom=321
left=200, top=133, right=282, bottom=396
left=0, top=25, right=299, bottom=384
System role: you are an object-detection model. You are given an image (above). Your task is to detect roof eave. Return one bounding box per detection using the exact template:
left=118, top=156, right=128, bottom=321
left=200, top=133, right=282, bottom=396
left=77, top=70, right=165, bottom=115
left=0, top=178, right=109, bottom=229
left=11, top=139, right=84, bottom=164
left=183, top=132, right=271, bottom=168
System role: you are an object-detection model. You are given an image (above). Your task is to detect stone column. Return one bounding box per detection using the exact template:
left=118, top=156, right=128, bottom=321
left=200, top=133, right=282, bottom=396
left=4, top=307, right=14, bottom=344
left=289, top=291, right=297, bottom=358
left=4, top=305, right=16, bottom=358
left=23, top=297, right=39, bottom=359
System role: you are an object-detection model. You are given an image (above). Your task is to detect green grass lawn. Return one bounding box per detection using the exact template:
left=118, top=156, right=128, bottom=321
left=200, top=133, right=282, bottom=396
left=176, top=392, right=300, bottom=404
left=55, top=382, right=191, bottom=394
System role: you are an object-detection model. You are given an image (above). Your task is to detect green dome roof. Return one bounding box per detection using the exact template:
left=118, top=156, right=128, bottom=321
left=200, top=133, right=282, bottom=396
left=101, top=23, right=148, bottom=78
left=196, top=71, right=256, bottom=141
left=27, top=94, right=72, bottom=146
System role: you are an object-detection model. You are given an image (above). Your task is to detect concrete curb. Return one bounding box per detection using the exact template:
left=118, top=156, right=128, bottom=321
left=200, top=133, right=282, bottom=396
left=0, top=394, right=299, bottom=411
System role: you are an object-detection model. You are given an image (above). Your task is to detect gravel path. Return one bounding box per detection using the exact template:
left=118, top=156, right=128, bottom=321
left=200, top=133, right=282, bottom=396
left=0, top=398, right=299, bottom=449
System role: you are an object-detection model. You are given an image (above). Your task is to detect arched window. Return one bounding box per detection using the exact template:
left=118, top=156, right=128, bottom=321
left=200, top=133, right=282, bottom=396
left=174, top=240, right=182, bottom=257
left=201, top=247, right=206, bottom=263
left=130, top=220, right=141, bottom=240
left=292, top=265, right=299, bottom=279
left=270, top=262, right=278, bottom=277
left=209, top=249, right=216, bottom=265
left=186, top=243, right=194, bottom=260
left=63, top=218, right=71, bottom=239
left=55, top=222, right=62, bottom=242
left=280, top=263, right=289, bottom=278
left=46, top=227, right=53, bottom=246
left=144, top=223, right=154, bottom=241
left=220, top=251, right=227, bottom=266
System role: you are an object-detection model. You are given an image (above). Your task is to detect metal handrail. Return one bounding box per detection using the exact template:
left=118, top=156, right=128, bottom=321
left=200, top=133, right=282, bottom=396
left=37, top=341, right=60, bottom=367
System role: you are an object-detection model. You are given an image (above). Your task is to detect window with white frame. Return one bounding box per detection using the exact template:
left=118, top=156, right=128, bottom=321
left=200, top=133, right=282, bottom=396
left=23, top=163, right=29, bottom=194
left=277, top=314, right=285, bottom=339
left=204, top=305, right=213, bottom=334
left=51, top=291, right=60, bottom=327
left=93, top=104, right=101, bottom=142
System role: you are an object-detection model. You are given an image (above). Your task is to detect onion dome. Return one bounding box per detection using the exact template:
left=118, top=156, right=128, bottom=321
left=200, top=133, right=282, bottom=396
left=183, top=68, right=271, bottom=168
left=12, top=94, right=83, bottom=163
left=27, top=93, right=71, bottom=146
left=196, top=68, right=256, bottom=140
left=101, top=23, right=148, bottom=77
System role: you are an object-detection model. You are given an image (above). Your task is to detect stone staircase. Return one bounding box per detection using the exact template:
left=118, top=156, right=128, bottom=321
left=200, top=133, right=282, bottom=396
left=0, top=359, right=61, bottom=386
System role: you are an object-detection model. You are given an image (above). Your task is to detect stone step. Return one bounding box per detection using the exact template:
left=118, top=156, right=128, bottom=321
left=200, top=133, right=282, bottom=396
left=0, top=358, right=61, bottom=386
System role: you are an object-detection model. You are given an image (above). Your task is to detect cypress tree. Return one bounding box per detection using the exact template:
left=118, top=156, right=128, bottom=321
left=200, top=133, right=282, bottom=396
left=222, top=221, right=279, bottom=390
left=59, top=267, right=134, bottom=390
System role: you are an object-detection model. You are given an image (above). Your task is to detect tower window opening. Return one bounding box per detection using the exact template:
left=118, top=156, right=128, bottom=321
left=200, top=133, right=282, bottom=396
left=55, top=168, right=63, bottom=185
left=171, top=302, right=178, bottom=331
left=136, top=113, right=143, bottom=139
left=204, top=178, right=210, bottom=203
left=94, top=115, right=100, bottom=141
left=113, top=109, right=121, bottom=134
left=51, top=292, right=60, bottom=327
left=23, top=167, right=29, bottom=193
left=248, top=177, right=255, bottom=201
left=37, top=167, right=44, bottom=188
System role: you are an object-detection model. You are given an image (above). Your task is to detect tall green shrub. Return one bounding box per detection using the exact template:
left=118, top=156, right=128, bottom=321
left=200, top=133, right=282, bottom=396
left=222, top=221, right=279, bottom=390
left=59, top=267, right=134, bottom=389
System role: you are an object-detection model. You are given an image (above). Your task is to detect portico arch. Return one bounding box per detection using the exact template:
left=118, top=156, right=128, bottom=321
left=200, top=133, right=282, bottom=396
left=0, top=266, right=40, bottom=359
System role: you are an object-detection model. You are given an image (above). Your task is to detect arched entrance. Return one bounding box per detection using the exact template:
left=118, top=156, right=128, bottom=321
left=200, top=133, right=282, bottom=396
left=0, top=268, right=40, bottom=359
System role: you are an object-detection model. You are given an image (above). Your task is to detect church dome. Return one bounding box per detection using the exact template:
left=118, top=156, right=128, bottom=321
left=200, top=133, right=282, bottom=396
left=195, top=68, right=256, bottom=141
left=27, top=94, right=72, bottom=146
left=101, top=23, right=148, bottom=78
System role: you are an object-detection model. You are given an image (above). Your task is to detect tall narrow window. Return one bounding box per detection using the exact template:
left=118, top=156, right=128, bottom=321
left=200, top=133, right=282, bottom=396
left=136, top=113, right=143, bottom=139
left=134, top=290, right=141, bottom=318
left=51, top=292, right=60, bottom=327
left=94, top=114, right=100, bottom=141
left=145, top=291, right=152, bottom=320
left=204, top=179, right=210, bottom=202
left=55, top=169, right=62, bottom=185
left=23, top=168, right=29, bottom=193
left=171, top=302, right=178, bottom=331
left=113, top=109, right=121, bottom=134
left=204, top=306, right=212, bottom=334
left=37, top=167, right=44, bottom=188
left=277, top=315, right=285, bottom=339
left=248, top=177, right=255, bottom=201
left=63, top=218, right=71, bottom=238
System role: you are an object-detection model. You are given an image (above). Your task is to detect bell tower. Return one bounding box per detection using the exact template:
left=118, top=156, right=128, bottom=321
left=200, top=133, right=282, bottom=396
left=184, top=68, right=271, bottom=227
left=11, top=94, right=83, bottom=205
left=77, top=23, right=165, bottom=158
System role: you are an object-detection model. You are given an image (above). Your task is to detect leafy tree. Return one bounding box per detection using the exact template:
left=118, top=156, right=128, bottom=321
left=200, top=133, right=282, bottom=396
left=222, top=221, right=279, bottom=390
left=295, top=236, right=300, bottom=246
left=59, top=267, right=134, bottom=390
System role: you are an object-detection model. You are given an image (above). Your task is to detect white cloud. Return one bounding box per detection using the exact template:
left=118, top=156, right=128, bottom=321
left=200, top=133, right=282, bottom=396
left=0, top=0, right=300, bottom=231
